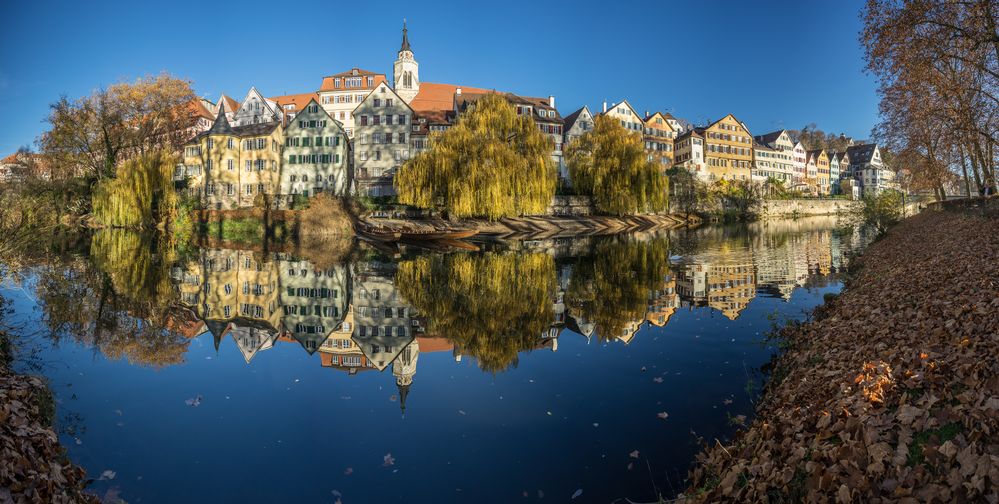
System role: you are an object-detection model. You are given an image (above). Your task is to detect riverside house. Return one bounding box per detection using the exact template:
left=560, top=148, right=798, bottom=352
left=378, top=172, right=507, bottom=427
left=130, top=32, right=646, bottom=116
left=353, top=81, right=414, bottom=196
left=455, top=91, right=564, bottom=171
left=700, top=114, right=753, bottom=182
left=673, top=129, right=707, bottom=179
left=280, top=98, right=350, bottom=203
left=807, top=149, right=830, bottom=195
left=846, top=143, right=896, bottom=195
left=643, top=111, right=678, bottom=171
left=318, top=68, right=386, bottom=138
left=231, top=87, right=282, bottom=127
left=560, top=105, right=595, bottom=184
left=753, top=130, right=796, bottom=185
left=180, top=107, right=284, bottom=209
left=827, top=152, right=842, bottom=194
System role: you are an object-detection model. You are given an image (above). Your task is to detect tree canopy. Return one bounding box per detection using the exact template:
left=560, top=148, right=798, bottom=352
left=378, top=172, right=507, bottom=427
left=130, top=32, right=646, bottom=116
left=565, top=114, right=668, bottom=216
left=92, top=149, right=178, bottom=229
left=39, top=72, right=196, bottom=180
left=395, top=93, right=556, bottom=220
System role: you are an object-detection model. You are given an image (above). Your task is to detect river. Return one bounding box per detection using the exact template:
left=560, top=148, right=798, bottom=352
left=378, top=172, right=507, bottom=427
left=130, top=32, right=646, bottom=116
left=0, top=217, right=873, bottom=503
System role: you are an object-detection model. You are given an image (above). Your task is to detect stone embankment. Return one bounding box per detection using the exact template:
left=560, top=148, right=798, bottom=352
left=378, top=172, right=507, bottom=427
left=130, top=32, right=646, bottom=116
left=685, top=203, right=999, bottom=502
left=366, top=213, right=698, bottom=241
left=758, top=198, right=862, bottom=218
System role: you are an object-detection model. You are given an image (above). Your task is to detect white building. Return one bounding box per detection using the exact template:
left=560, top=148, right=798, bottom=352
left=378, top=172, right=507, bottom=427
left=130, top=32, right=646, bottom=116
left=318, top=68, right=387, bottom=138
left=231, top=87, right=282, bottom=126
left=352, top=82, right=415, bottom=196
left=280, top=98, right=350, bottom=201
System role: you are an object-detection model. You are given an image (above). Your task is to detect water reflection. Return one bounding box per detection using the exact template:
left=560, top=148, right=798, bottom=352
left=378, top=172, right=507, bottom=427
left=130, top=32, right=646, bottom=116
left=6, top=216, right=876, bottom=502
left=29, top=217, right=869, bottom=382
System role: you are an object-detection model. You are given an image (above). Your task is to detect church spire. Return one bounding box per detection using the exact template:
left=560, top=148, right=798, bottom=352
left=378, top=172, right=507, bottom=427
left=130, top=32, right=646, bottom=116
left=400, top=20, right=411, bottom=53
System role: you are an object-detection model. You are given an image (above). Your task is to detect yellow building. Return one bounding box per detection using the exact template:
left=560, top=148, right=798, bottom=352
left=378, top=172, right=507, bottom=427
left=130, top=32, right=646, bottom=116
left=180, top=108, right=284, bottom=209
left=807, top=149, right=830, bottom=195
left=697, top=114, right=753, bottom=181
left=643, top=112, right=678, bottom=171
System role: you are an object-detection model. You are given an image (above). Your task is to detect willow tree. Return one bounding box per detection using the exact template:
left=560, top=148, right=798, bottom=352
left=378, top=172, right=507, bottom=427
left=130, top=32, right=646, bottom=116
left=395, top=94, right=556, bottom=220
left=565, top=114, right=668, bottom=216
left=566, top=236, right=671, bottom=341
left=92, top=149, right=178, bottom=229
left=395, top=252, right=555, bottom=372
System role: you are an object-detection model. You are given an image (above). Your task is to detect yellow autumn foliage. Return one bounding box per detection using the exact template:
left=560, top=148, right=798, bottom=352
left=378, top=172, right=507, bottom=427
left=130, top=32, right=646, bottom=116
left=565, top=114, right=669, bottom=216
left=395, top=94, right=556, bottom=220
left=92, top=149, right=177, bottom=229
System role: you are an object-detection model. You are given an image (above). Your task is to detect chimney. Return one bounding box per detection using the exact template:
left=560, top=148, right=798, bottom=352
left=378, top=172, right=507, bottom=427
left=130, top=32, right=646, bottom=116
left=602, top=101, right=608, bottom=113
left=455, top=87, right=462, bottom=96
left=645, top=110, right=649, bottom=118
left=548, top=95, right=555, bottom=108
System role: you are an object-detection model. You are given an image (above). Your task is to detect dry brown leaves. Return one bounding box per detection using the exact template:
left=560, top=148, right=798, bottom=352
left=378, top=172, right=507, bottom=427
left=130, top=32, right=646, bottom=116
left=685, top=210, right=999, bottom=503
left=0, top=367, right=98, bottom=503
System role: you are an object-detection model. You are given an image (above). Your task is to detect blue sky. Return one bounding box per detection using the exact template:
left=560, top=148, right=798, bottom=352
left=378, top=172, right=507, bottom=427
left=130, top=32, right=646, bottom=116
left=0, top=0, right=877, bottom=156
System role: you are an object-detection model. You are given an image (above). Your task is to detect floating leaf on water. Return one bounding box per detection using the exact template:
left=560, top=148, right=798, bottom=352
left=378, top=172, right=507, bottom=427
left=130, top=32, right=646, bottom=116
left=99, top=470, right=116, bottom=481
left=653, top=377, right=664, bottom=383
left=184, top=395, right=203, bottom=407
left=723, top=399, right=733, bottom=405
left=458, top=410, right=466, bottom=415
left=343, top=467, right=353, bottom=476
left=383, top=453, right=395, bottom=466
left=657, top=412, right=669, bottom=420
left=629, top=450, right=640, bottom=459
left=571, top=488, right=583, bottom=499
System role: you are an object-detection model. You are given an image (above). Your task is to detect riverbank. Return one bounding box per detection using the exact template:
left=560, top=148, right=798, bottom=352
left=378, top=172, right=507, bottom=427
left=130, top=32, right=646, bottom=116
left=0, top=332, right=98, bottom=503
left=685, top=205, right=999, bottom=502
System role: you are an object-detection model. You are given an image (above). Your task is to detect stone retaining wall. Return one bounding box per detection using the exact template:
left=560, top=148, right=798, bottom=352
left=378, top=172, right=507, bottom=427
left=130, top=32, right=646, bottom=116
left=759, top=198, right=862, bottom=218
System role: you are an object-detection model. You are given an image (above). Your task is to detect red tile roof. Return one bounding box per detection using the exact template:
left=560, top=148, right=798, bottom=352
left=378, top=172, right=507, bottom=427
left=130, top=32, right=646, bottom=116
left=269, top=92, right=319, bottom=111
left=416, top=337, right=455, bottom=353
left=319, top=69, right=387, bottom=92
left=410, top=82, right=493, bottom=113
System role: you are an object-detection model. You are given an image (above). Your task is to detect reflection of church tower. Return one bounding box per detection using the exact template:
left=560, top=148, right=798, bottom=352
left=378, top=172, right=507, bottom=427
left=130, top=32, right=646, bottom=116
left=393, top=339, right=419, bottom=415
left=393, top=21, right=420, bottom=104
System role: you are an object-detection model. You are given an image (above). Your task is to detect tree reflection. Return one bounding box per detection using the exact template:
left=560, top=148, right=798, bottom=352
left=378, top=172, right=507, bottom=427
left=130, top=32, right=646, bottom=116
left=34, top=230, right=192, bottom=368
left=565, top=236, right=671, bottom=342
left=396, top=252, right=556, bottom=372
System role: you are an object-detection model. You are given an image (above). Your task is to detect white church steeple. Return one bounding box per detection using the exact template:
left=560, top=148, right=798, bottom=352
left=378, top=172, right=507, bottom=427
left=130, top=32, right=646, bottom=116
left=393, top=20, right=420, bottom=104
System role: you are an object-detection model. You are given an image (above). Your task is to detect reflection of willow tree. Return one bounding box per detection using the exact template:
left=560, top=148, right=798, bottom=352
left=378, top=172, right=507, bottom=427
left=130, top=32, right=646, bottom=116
left=33, top=230, right=191, bottom=368
left=396, top=252, right=556, bottom=373
left=566, top=236, right=671, bottom=341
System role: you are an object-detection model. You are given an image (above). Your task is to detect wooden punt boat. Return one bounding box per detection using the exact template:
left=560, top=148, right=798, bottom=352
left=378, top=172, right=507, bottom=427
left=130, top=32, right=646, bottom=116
left=399, top=229, right=478, bottom=241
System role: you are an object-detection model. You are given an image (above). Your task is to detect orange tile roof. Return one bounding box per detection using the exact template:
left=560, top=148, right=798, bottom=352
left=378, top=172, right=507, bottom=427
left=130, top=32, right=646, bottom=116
left=220, top=94, right=240, bottom=113
left=416, top=336, right=455, bottom=353
left=410, top=82, right=493, bottom=113
left=1, top=153, right=18, bottom=164
left=187, top=99, right=214, bottom=120
left=319, top=69, right=387, bottom=92
left=269, top=92, right=319, bottom=111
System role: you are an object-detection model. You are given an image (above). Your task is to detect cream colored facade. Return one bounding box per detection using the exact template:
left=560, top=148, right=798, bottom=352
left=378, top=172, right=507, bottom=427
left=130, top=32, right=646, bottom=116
left=180, top=109, right=284, bottom=209
left=318, top=68, right=387, bottom=138
left=643, top=112, right=677, bottom=170
left=352, top=82, right=415, bottom=196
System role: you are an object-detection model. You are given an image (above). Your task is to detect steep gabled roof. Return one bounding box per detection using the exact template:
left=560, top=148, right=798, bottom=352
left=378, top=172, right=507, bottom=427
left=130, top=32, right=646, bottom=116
left=846, top=143, right=878, bottom=163
left=603, top=99, right=642, bottom=120
left=755, top=129, right=788, bottom=146
left=562, top=106, right=591, bottom=132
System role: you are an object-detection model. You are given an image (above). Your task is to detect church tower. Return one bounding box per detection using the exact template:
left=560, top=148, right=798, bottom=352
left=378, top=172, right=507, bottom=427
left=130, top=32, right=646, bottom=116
left=393, top=20, right=420, bottom=104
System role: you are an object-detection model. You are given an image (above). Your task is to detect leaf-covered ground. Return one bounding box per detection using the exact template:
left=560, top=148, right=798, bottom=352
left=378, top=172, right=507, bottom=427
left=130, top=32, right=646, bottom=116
left=1, top=351, right=98, bottom=503
left=686, top=208, right=999, bottom=502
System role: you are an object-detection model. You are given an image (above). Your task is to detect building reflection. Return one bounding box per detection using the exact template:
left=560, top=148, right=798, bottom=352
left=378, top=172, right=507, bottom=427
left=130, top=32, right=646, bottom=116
left=168, top=216, right=870, bottom=409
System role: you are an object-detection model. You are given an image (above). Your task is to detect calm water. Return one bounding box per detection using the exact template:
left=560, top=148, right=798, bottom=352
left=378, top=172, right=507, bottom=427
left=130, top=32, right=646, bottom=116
left=2, top=217, right=871, bottom=503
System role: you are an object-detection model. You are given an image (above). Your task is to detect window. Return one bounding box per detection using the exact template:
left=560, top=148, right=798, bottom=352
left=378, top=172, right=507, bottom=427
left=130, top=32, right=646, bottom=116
left=227, top=138, right=233, bottom=149
left=227, top=159, right=233, bottom=171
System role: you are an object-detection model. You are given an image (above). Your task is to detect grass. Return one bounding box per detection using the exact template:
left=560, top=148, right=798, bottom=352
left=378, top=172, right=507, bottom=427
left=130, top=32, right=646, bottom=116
left=203, top=217, right=265, bottom=243
left=907, top=422, right=964, bottom=468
